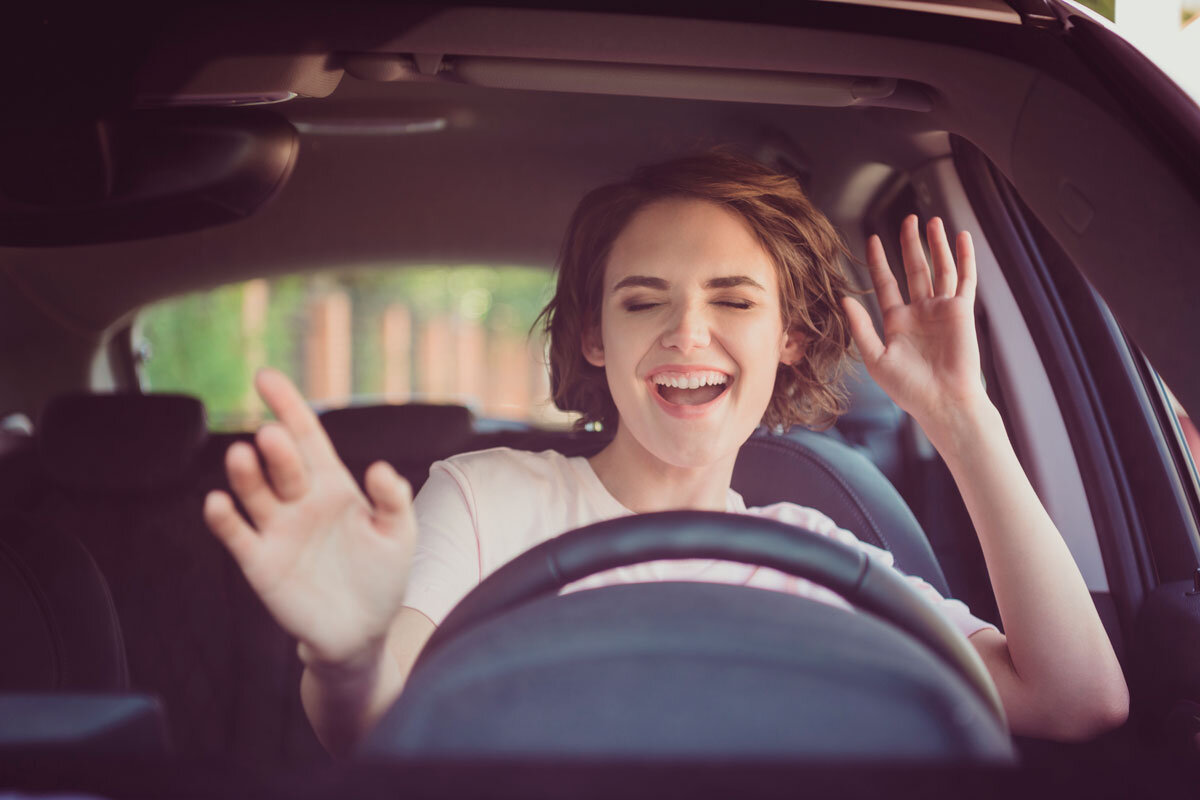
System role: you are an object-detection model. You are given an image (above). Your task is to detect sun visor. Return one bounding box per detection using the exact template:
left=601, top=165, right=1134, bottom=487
left=0, top=108, right=299, bottom=246
left=341, top=52, right=934, bottom=112
left=449, top=57, right=934, bottom=111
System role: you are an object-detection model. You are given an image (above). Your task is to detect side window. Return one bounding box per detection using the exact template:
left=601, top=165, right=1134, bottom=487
left=135, top=266, right=569, bottom=430
left=1159, top=378, right=1200, bottom=478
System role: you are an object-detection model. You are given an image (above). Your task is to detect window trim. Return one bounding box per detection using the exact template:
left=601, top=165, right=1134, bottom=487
left=952, top=135, right=1188, bottom=639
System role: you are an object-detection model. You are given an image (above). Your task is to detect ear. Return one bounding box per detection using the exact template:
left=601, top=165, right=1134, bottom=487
left=582, top=323, right=605, bottom=368
left=779, top=326, right=808, bottom=366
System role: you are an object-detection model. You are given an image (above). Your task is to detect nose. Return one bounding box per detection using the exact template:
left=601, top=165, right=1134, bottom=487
left=659, top=301, right=711, bottom=353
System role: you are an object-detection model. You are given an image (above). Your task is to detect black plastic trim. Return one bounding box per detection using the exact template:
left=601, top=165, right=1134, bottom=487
left=1013, top=208, right=1200, bottom=582
left=953, top=136, right=1154, bottom=636
left=1062, top=11, right=1200, bottom=207
left=1128, top=348, right=1200, bottom=571
left=106, top=325, right=141, bottom=393
left=1143, top=360, right=1200, bottom=510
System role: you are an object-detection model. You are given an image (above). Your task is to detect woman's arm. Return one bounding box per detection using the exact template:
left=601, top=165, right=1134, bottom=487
left=300, top=607, right=435, bottom=756
left=924, top=396, right=1128, bottom=739
left=842, top=215, right=1128, bottom=740
left=203, top=369, right=424, bottom=755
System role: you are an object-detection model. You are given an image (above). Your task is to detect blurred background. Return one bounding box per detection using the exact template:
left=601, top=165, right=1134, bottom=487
left=1078, top=0, right=1199, bottom=97
left=137, top=266, right=566, bottom=429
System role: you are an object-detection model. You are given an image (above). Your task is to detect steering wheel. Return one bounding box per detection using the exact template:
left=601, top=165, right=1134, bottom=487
left=412, top=510, right=1006, bottom=728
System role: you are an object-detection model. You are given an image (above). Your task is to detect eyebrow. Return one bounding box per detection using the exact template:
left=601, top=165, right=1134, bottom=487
left=611, top=275, right=766, bottom=292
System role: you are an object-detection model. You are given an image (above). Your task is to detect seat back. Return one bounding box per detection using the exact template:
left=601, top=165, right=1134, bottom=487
left=0, top=515, right=129, bottom=692
left=734, top=428, right=950, bottom=596
left=30, top=394, right=327, bottom=763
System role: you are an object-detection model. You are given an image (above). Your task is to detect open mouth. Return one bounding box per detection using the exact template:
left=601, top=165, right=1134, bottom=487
left=651, top=371, right=731, bottom=407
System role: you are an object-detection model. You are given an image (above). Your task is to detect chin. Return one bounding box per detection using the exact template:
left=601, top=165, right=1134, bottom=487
left=643, top=428, right=747, bottom=470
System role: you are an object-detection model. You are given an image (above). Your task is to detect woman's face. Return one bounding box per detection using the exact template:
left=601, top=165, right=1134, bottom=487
left=583, top=197, right=804, bottom=469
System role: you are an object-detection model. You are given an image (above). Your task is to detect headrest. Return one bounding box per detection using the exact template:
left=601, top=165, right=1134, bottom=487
left=320, top=403, right=476, bottom=465
left=733, top=428, right=949, bottom=596
left=39, top=394, right=208, bottom=492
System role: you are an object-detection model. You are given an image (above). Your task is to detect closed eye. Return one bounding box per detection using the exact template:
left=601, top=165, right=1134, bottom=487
left=715, top=300, right=753, bottom=309
left=623, top=302, right=662, bottom=312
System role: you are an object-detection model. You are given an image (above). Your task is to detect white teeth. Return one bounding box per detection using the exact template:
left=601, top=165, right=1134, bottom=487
left=651, top=371, right=729, bottom=388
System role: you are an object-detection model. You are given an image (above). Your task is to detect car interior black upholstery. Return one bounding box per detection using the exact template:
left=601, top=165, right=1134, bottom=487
left=0, top=389, right=959, bottom=762
left=0, top=516, right=128, bottom=693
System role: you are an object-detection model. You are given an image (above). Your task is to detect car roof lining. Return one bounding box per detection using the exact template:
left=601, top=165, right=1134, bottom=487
left=2, top=9, right=1049, bottom=329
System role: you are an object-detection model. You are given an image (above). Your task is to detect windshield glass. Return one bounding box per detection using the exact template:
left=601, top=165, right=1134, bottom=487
left=136, top=265, right=571, bottom=430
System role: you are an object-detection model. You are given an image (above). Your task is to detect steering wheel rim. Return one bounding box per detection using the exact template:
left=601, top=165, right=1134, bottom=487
left=415, top=510, right=1007, bottom=729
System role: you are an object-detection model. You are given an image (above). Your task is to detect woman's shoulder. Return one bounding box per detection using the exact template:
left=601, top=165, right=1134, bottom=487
left=438, top=445, right=573, bottom=468
left=431, top=446, right=579, bottom=486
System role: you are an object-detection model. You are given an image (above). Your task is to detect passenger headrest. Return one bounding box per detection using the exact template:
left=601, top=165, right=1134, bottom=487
left=320, top=403, right=476, bottom=464
left=39, top=394, right=208, bottom=491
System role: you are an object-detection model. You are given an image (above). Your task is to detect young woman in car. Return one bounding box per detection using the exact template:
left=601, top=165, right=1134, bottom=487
left=202, top=150, right=1128, bottom=756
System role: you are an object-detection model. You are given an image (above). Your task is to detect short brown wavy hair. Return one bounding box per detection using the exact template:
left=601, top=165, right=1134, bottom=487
left=538, top=149, right=859, bottom=432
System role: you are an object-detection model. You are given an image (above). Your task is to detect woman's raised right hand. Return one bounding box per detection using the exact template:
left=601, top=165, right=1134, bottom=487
left=203, top=368, right=416, bottom=672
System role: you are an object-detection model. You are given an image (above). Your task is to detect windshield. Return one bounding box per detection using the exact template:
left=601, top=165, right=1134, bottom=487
left=135, top=265, right=570, bottom=429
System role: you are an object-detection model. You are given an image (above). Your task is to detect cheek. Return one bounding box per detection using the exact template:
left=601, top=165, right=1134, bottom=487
left=602, top=318, right=655, bottom=365
left=735, top=319, right=787, bottom=363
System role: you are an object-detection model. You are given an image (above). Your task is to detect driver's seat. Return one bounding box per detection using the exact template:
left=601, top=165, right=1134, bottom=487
left=731, top=427, right=951, bottom=596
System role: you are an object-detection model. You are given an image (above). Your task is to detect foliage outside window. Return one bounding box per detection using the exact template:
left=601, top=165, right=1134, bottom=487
left=137, top=266, right=570, bottom=430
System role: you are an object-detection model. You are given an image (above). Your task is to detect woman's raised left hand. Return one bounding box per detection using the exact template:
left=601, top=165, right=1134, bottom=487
left=841, top=214, right=991, bottom=442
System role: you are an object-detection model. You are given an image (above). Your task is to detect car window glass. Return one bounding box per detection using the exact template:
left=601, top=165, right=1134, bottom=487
left=1160, top=377, right=1200, bottom=476
left=135, top=266, right=569, bottom=430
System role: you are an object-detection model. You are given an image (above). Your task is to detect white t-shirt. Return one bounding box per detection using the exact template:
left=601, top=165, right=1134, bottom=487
left=401, top=446, right=996, bottom=639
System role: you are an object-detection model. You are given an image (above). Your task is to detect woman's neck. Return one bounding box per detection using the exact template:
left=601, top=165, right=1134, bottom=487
left=587, top=426, right=736, bottom=513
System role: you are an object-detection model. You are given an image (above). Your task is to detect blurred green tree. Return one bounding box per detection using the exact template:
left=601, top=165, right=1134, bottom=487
left=1076, top=0, right=1114, bottom=21
left=138, top=266, right=555, bottom=429
left=139, top=283, right=250, bottom=429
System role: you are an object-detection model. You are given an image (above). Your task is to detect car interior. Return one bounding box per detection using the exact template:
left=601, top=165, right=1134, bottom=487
left=2, top=1, right=1200, bottom=794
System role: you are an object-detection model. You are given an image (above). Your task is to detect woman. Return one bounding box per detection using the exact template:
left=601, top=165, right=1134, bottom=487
left=203, top=150, right=1128, bottom=756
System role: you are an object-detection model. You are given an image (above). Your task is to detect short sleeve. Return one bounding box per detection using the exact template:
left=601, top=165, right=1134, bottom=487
left=401, top=461, right=483, bottom=626
left=745, top=501, right=998, bottom=640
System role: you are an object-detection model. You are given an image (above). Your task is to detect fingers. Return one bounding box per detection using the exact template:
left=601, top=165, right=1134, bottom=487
left=204, top=489, right=260, bottom=570
left=927, top=217, right=958, bottom=298
left=899, top=214, right=933, bottom=300
left=896, top=215, right=973, bottom=301
left=841, top=296, right=886, bottom=365
left=365, top=461, right=414, bottom=538
left=956, top=230, right=977, bottom=302
left=256, top=423, right=309, bottom=502
left=226, top=441, right=281, bottom=527
left=865, top=234, right=904, bottom=312
left=254, top=368, right=339, bottom=467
